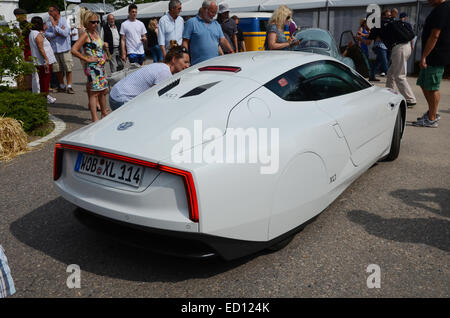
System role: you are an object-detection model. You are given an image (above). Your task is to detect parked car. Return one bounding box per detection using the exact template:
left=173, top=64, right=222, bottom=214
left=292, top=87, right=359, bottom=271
left=292, top=28, right=356, bottom=70
left=54, top=51, right=406, bottom=260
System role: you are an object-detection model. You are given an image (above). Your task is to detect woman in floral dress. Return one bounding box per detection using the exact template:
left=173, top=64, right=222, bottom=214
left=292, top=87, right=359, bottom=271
left=71, top=9, right=108, bottom=122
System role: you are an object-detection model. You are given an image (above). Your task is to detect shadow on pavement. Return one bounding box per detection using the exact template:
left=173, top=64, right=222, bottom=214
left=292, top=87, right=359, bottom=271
left=9, top=197, right=258, bottom=282
left=391, top=188, right=450, bottom=218
left=52, top=113, right=90, bottom=126
left=347, top=188, right=450, bottom=252
left=49, top=103, right=88, bottom=112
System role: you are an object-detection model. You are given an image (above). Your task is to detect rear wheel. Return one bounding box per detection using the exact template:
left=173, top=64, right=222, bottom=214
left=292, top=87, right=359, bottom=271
left=384, top=109, right=402, bottom=161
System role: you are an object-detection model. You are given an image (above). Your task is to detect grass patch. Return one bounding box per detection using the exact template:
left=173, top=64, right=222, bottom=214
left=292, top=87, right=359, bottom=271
left=27, top=120, right=55, bottom=142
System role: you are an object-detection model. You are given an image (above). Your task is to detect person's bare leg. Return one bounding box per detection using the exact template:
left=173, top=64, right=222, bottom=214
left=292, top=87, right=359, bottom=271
left=99, top=89, right=109, bottom=118
left=421, top=87, right=432, bottom=109
left=427, top=90, right=440, bottom=121
left=66, top=72, right=72, bottom=86
left=56, top=71, right=65, bottom=87
left=89, top=92, right=100, bottom=122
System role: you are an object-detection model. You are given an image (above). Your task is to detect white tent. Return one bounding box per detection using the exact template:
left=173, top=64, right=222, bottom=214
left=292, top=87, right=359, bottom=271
left=329, top=0, right=420, bottom=7
left=179, top=0, right=204, bottom=16
left=260, top=0, right=328, bottom=11
left=111, top=2, right=153, bottom=20
left=224, top=0, right=265, bottom=12
left=139, top=1, right=170, bottom=18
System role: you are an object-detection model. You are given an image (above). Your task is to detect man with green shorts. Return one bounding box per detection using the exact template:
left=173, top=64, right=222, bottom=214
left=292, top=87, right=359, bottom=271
left=413, top=0, right=450, bottom=128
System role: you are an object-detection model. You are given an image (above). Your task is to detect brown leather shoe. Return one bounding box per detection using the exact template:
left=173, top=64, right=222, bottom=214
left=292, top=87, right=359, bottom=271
left=67, top=87, right=75, bottom=94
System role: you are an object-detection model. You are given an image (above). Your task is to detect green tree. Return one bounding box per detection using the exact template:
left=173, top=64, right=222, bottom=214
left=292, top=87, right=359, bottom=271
left=0, top=24, right=35, bottom=86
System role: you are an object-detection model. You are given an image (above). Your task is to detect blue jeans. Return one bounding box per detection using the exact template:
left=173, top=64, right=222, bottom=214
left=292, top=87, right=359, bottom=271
left=371, top=47, right=389, bottom=79
left=109, top=95, right=125, bottom=111
left=149, top=45, right=163, bottom=63
left=128, top=53, right=145, bottom=65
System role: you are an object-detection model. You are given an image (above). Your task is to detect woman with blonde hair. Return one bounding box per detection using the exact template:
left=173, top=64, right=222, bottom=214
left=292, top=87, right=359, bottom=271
left=71, top=9, right=109, bottom=122
left=147, top=18, right=163, bottom=62
left=265, top=5, right=300, bottom=50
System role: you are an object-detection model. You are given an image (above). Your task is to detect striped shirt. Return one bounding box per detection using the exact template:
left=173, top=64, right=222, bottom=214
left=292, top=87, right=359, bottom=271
left=0, top=245, right=16, bottom=298
left=110, top=62, right=172, bottom=103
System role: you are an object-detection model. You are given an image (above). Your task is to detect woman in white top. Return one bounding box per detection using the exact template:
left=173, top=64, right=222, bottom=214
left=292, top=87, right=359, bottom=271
left=29, top=16, right=57, bottom=104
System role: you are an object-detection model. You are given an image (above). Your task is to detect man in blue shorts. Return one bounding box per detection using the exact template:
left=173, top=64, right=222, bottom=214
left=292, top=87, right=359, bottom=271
left=182, top=0, right=234, bottom=65
left=413, top=0, right=450, bottom=128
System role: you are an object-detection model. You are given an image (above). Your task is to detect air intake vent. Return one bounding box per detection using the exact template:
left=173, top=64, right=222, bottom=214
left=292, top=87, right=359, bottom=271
left=180, top=82, right=220, bottom=98
left=158, top=78, right=180, bottom=96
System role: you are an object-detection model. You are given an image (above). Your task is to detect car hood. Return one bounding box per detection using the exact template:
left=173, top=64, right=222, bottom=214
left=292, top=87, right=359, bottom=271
left=59, top=71, right=261, bottom=164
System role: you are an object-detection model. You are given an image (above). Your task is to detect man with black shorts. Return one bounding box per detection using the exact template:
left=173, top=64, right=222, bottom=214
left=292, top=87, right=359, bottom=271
left=413, top=0, right=450, bottom=128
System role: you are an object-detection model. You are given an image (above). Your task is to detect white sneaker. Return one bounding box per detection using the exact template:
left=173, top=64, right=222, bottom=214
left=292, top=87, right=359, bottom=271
left=47, top=95, right=56, bottom=104
left=380, top=72, right=386, bottom=76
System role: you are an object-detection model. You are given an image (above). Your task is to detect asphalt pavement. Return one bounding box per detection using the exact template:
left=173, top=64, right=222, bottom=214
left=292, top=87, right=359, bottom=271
left=0, top=58, right=449, bottom=298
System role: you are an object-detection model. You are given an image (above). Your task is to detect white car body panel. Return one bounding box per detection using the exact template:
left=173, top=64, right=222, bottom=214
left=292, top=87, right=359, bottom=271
left=54, top=51, right=405, bottom=259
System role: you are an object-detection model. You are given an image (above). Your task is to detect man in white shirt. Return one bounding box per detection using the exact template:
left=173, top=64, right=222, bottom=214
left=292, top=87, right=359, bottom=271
left=70, top=23, right=78, bottom=46
left=158, top=0, right=184, bottom=58
left=101, top=14, right=124, bottom=73
left=120, top=4, right=147, bottom=65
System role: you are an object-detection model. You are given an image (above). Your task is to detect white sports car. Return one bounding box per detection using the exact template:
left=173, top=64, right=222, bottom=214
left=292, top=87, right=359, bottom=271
left=54, top=51, right=406, bottom=260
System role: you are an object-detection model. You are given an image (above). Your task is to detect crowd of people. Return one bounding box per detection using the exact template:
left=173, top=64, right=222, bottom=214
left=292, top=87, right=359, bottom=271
left=352, top=0, right=449, bottom=127
left=11, top=0, right=450, bottom=127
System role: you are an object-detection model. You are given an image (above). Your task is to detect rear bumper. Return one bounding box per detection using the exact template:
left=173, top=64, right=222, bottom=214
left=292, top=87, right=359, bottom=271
left=74, top=207, right=305, bottom=261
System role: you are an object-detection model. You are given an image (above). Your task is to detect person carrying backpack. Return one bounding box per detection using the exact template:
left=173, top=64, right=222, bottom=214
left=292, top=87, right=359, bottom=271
left=368, top=13, right=417, bottom=106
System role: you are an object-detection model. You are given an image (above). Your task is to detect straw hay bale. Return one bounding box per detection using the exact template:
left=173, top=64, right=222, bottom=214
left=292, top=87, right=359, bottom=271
left=0, top=116, right=29, bottom=161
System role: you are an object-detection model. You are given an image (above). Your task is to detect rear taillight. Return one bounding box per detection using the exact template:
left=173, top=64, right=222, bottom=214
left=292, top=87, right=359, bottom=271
left=53, top=143, right=64, bottom=181
left=159, top=165, right=199, bottom=223
left=198, top=66, right=241, bottom=73
left=53, top=143, right=199, bottom=223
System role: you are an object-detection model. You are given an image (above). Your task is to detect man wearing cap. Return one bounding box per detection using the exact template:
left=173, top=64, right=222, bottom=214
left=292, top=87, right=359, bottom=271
left=158, top=0, right=184, bottom=59
left=182, top=0, right=234, bottom=65
left=217, top=3, right=238, bottom=54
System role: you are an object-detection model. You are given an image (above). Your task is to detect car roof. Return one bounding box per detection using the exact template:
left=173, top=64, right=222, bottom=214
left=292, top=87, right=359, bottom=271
left=181, top=51, right=334, bottom=85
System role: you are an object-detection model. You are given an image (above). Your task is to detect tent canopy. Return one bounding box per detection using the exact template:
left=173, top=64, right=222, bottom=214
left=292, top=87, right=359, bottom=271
left=260, top=0, right=328, bottom=11
left=109, top=0, right=426, bottom=20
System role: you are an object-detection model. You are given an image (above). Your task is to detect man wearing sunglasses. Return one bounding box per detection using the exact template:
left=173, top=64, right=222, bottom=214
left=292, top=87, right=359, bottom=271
left=45, top=5, right=74, bottom=94
left=120, top=4, right=147, bottom=65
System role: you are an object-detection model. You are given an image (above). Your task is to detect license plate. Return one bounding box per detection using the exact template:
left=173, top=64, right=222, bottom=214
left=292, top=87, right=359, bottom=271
left=74, top=153, right=144, bottom=187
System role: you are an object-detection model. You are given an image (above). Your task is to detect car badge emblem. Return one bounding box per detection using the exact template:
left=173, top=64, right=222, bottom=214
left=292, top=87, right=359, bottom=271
left=117, top=122, right=134, bottom=131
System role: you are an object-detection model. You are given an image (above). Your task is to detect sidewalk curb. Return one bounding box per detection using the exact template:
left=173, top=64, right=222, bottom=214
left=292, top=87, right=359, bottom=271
left=27, top=114, right=66, bottom=148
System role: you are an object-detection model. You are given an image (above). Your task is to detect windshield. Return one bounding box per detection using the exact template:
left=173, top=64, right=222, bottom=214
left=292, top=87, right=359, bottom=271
left=295, top=40, right=330, bottom=50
